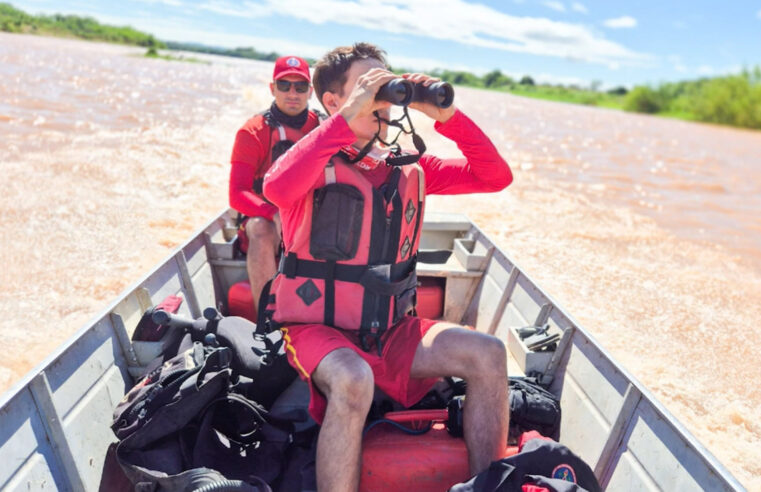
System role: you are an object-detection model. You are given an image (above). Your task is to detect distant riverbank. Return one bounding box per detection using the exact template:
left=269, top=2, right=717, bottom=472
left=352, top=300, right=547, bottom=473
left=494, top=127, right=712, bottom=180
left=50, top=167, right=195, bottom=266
left=2, top=1, right=760, bottom=132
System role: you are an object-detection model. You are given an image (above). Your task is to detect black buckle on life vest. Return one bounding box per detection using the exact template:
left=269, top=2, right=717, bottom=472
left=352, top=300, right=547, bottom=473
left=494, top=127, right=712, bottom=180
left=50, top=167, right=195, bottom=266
left=359, top=322, right=385, bottom=356
left=280, top=252, right=298, bottom=278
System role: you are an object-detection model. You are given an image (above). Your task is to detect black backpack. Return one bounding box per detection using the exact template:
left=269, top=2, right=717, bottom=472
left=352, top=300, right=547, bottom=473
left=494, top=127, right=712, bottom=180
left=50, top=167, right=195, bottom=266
left=111, top=309, right=303, bottom=491
left=414, top=376, right=562, bottom=440
left=507, top=377, right=561, bottom=439
left=112, top=342, right=288, bottom=491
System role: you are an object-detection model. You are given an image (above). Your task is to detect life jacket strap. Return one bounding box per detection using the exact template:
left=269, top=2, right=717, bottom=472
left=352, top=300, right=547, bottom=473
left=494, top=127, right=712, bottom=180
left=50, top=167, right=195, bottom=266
left=359, top=323, right=386, bottom=356
left=279, top=253, right=415, bottom=291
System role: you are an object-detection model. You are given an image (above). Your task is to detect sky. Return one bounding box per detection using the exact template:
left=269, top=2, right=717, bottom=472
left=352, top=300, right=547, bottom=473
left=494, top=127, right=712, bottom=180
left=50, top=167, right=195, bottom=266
left=9, top=0, right=761, bottom=87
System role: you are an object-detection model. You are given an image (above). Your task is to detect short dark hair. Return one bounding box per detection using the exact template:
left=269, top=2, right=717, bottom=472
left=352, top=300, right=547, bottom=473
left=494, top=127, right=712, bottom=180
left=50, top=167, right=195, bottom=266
left=313, top=42, right=387, bottom=107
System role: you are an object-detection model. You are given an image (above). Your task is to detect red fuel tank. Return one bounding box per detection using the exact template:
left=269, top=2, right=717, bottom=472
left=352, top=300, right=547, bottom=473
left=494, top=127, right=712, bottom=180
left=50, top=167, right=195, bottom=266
left=227, top=281, right=257, bottom=323
left=360, top=410, right=517, bottom=492
left=416, top=277, right=445, bottom=320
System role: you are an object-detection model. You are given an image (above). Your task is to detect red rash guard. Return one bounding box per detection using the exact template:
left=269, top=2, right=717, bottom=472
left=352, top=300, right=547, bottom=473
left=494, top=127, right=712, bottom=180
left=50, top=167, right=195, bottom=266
left=263, top=109, right=513, bottom=243
left=229, top=113, right=320, bottom=220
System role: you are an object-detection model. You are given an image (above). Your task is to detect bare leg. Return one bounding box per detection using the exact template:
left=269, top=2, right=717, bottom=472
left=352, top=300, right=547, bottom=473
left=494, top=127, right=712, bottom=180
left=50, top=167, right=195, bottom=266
left=410, top=323, right=509, bottom=475
left=244, top=216, right=279, bottom=308
left=312, top=348, right=374, bottom=492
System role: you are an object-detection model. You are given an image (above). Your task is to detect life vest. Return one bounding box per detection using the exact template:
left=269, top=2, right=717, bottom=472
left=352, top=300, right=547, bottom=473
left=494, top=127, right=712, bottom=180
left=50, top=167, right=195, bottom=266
left=251, top=110, right=321, bottom=196
left=270, top=154, right=425, bottom=352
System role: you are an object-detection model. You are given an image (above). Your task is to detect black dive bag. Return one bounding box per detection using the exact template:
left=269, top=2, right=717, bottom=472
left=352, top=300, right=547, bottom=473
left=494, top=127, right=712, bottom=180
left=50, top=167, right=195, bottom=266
left=418, top=376, right=561, bottom=440
left=111, top=309, right=303, bottom=492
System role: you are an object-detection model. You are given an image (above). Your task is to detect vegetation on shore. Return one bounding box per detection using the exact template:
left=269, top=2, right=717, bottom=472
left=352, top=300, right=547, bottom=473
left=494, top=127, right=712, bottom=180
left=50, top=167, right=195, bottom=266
left=3, top=2, right=760, bottom=130
left=143, top=46, right=207, bottom=64
left=164, top=42, right=286, bottom=63
left=0, top=3, right=164, bottom=48
left=403, top=68, right=761, bottom=130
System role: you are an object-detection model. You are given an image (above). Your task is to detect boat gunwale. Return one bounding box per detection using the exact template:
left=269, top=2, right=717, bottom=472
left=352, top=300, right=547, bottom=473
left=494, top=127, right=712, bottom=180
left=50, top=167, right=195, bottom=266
left=0, top=209, right=746, bottom=491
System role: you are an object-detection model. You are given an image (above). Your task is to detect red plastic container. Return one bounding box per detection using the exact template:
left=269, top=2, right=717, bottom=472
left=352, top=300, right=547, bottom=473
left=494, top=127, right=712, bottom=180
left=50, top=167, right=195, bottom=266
left=227, top=281, right=257, bottom=322
left=360, top=410, right=517, bottom=492
left=416, top=277, right=445, bottom=320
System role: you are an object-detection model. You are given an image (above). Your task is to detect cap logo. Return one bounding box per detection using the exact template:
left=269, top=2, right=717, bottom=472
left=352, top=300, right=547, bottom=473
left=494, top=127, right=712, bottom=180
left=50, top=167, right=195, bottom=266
left=286, top=57, right=300, bottom=67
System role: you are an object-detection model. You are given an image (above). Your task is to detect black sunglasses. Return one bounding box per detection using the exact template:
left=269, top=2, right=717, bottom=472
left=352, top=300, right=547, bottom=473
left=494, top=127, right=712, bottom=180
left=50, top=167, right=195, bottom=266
left=276, top=80, right=310, bottom=93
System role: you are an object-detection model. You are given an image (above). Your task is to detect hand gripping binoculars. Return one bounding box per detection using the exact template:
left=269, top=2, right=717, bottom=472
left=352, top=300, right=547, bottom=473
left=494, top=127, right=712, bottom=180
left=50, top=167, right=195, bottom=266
left=376, top=78, right=454, bottom=108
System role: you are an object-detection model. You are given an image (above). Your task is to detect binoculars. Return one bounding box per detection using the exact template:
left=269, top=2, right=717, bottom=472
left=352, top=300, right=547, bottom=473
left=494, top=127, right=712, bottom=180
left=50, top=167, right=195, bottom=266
left=376, top=79, right=454, bottom=108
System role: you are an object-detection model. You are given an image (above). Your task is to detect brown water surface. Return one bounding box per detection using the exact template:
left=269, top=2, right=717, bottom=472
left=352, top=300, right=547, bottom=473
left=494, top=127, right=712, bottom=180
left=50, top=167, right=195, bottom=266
left=1, top=33, right=760, bottom=489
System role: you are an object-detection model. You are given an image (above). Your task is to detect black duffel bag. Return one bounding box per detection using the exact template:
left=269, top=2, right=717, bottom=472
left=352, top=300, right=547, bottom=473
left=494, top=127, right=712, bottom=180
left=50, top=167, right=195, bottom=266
left=112, top=342, right=284, bottom=491
left=417, top=375, right=561, bottom=440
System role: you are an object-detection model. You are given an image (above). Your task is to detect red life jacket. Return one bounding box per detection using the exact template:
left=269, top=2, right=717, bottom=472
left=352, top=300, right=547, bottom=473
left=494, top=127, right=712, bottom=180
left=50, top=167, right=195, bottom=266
left=270, top=154, right=425, bottom=352
left=251, top=110, right=321, bottom=196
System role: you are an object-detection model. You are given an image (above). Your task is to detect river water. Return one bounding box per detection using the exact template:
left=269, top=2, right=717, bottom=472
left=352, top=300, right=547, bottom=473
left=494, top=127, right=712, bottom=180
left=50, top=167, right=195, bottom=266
left=1, top=33, right=760, bottom=489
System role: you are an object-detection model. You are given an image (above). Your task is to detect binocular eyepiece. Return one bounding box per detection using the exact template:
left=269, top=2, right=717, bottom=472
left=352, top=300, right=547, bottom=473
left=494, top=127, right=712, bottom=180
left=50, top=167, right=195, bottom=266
left=376, top=78, right=454, bottom=108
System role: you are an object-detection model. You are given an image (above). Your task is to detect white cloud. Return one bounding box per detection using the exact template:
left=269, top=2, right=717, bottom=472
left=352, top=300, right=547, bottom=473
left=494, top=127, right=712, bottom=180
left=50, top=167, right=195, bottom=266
left=571, top=2, right=587, bottom=14
left=199, top=0, right=266, bottom=17
left=12, top=0, right=652, bottom=69
left=193, top=0, right=651, bottom=68
left=133, top=0, right=183, bottom=6
left=603, top=16, right=637, bottom=29
left=543, top=1, right=565, bottom=12
left=697, top=65, right=714, bottom=76
left=668, top=55, right=686, bottom=73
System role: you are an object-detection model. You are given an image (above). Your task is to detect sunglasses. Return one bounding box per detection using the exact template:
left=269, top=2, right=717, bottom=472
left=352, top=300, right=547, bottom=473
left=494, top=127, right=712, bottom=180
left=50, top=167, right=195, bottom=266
left=276, top=80, right=310, bottom=93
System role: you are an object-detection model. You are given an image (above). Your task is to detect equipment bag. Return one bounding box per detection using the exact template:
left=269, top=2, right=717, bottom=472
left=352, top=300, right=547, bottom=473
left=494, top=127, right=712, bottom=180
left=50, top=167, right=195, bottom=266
left=112, top=342, right=281, bottom=491
left=508, top=377, right=561, bottom=439
left=414, top=376, right=561, bottom=440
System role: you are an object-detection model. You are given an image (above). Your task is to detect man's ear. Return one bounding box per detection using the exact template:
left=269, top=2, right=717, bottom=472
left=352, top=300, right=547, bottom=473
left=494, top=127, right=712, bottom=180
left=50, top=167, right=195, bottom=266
left=321, top=91, right=339, bottom=115
left=269, top=82, right=275, bottom=96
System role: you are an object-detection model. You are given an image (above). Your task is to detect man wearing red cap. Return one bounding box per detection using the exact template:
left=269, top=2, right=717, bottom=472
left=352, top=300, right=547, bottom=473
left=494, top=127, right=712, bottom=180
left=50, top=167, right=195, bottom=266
left=229, top=55, right=321, bottom=312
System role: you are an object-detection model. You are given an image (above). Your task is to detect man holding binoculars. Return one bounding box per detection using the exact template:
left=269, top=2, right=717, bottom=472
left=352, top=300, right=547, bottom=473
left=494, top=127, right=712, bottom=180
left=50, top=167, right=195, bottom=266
left=263, top=42, right=513, bottom=491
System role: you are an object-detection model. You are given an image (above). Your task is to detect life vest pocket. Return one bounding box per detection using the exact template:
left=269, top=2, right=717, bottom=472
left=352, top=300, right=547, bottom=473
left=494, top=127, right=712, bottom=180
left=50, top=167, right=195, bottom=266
left=310, top=183, right=364, bottom=260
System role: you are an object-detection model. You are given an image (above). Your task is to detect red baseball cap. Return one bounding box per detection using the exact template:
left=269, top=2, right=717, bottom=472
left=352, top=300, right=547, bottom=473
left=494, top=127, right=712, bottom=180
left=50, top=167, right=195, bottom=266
left=273, top=55, right=311, bottom=82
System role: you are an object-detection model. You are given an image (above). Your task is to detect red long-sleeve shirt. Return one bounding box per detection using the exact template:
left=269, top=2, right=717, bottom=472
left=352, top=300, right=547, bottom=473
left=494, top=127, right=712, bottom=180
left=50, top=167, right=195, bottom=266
left=229, top=112, right=320, bottom=220
left=264, top=109, right=512, bottom=244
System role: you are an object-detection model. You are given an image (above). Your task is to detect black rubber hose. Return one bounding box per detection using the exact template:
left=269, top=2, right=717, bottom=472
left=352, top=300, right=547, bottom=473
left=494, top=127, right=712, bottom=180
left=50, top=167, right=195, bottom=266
left=191, top=479, right=261, bottom=492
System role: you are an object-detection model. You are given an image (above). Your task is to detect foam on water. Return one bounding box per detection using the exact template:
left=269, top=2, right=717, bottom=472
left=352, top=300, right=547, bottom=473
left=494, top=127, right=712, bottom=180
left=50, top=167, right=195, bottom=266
left=1, top=32, right=760, bottom=489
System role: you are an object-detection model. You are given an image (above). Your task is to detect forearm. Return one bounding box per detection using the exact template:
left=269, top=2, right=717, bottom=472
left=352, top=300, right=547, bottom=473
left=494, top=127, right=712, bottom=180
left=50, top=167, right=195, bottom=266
left=434, top=109, right=512, bottom=190
left=422, top=110, right=512, bottom=195
left=229, top=162, right=277, bottom=219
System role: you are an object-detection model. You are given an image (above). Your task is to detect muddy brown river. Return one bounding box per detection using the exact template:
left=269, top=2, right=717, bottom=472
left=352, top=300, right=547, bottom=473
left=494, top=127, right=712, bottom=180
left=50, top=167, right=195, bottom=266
left=1, top=33, right=760, bottom=489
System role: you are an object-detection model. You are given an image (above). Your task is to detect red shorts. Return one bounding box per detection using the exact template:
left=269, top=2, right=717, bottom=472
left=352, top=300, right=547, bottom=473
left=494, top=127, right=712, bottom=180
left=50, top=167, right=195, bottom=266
left=281, top=316, right=440, bottom=424
left=236, top=217, right=251, bottom=254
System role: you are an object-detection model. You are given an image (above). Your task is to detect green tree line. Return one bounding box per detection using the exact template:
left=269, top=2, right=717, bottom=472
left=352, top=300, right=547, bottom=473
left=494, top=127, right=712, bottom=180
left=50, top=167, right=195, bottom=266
left=623, top=68, right=761, bottom=129
left=165, top=42, right=284, bottom=62
left=416, top=67, right=761, bottom=130
left=0, top=3, right=164, bottom=48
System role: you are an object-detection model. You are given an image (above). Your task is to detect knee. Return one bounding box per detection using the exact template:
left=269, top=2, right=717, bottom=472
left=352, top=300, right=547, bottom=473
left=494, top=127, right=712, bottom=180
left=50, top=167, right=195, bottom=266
left=464, top=334, right=507, bottom=378
left=245, top=217, right=277, bottom=241
left=323, top=359, right=375, bottom=413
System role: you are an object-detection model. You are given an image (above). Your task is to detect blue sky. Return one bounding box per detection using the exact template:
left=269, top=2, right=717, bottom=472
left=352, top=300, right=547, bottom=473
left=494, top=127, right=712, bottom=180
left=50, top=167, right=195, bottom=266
left=9, top=0, right=761, bottom=87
